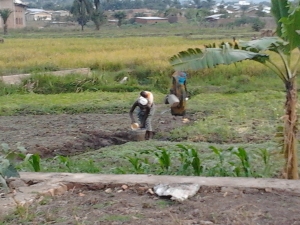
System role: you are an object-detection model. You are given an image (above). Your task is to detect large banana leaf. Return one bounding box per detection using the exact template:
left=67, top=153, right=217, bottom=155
left=280, top=7, right=300, bottom=50
left=239, top=37, right=283, bottom=52
left=271, top=0, right=289, bottom=38
left=271, top=0, right=300, bottom=50
left=170, top=43, right=269, bottom=71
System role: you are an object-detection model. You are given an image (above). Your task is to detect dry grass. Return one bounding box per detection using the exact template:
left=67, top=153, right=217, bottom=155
left=0, top=37, right=206, bottom=73
left=1, top=36, right=283, bottom=75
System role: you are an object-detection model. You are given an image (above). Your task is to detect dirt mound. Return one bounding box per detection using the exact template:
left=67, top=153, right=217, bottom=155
left=31, top=129, right=132, bottom=158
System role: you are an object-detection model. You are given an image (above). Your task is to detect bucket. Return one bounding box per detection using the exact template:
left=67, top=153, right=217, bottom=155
left=130, top=129, right=146, bottom=141
left=168, top=94, right=180, bottom=107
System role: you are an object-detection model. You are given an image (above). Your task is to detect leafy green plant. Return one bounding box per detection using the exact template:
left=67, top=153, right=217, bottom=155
left=119, top=144, right=275, bottom=178
left=125, top=153, right=147, bottom=174
left=154, top=147, right=172, bottom=173
left=55, top=156, right=71, bottom=172
left=255, top=148, right=272, bottom=176
left=231, top=147, right=252, bottom=177
left=53, top=155, right=101, bottom=173
left=176, top=144, right=203, bottom=176
left=0, top=143, right=25, bottom=192
left=209, top=146, right=232, bottom=176
left=20, top=153, right=41, bottom=172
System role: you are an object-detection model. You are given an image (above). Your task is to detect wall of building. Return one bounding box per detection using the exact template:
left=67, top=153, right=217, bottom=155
left=135, top=18, right=168, bottom=24
left=0, top=0, right=26, bottom=29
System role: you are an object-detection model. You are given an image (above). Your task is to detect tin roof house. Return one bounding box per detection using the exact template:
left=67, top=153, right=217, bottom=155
left=26, top=9, right=52, bottom=21
left=135, top=16, right=168, bottom=24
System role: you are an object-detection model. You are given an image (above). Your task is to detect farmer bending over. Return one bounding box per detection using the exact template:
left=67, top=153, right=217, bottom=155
left=169, top=71, right=188, bottom=119
left=129, top=91, right=155, bottom=140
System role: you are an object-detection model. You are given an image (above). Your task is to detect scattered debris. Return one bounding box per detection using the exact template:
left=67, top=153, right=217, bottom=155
left=147, top=188, right=155, bottom=195
left=121, top=184, right=128, bottom=190
left=105, top=188, right=112, bottom=193
left=153, top=183, right=200, bottom=202
left=119, top=76, right=128, bottom=84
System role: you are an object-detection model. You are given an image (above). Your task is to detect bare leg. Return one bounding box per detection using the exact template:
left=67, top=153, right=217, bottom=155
left=145, top=131, right=150, bottom=140
left=148, top=131, right=154, bottom=139
left=145, top=131, right=154, bottom=140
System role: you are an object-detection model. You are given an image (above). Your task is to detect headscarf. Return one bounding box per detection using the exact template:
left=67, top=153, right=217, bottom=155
left=138, top=96, right=148, bottom=106
left=178, top=72, right=187, bottom=85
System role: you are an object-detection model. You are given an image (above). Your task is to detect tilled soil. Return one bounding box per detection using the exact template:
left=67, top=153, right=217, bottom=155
left=0, top=105, right=193, bottom=158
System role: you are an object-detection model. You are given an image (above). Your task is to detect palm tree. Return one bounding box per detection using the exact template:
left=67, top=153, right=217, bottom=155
left=170, top=0, right=300, bottom=179
left=0, top=9, right=13, bottom=35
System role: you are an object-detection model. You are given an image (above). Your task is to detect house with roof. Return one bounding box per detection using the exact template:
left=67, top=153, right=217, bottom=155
left=204, top=14, right=224, bottom=22
left=26, top=8, right=52, bottom=21
left=135, top=16, right=168, bottom=24
left=0, top=0, right=27, bottom=29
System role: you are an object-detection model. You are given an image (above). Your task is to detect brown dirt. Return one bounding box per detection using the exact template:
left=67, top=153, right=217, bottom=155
left=0, top=105, right=193, bottom=158
left=1, top=105, right=300, bottom=224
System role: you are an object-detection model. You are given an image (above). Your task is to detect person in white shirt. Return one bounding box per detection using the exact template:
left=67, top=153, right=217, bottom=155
left=129, top=91, right=155, bottom=140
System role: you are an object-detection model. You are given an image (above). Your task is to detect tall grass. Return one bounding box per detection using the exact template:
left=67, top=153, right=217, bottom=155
left=0, top=37, right=202, bottom=75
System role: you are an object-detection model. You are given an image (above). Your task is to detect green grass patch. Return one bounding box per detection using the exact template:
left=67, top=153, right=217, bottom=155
left=0, top=91, right=165, bottom=116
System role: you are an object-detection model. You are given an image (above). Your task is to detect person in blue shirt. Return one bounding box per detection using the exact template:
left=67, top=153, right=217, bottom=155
left=169, top=71, right=188, bottom=118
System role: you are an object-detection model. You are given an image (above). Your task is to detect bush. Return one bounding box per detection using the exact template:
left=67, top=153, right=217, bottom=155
left=233, top=16, right=265, bottom=31
left=251, top=17, right=266, bottom=31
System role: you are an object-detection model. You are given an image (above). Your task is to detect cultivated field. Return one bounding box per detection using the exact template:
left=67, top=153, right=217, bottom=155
left=1, top=24, right=300, bottom=224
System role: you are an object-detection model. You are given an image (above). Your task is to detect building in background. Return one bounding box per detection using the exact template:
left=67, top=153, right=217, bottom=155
left=0, top=0, right=27, bottom=29
left=26, top=8, right=52, bottom=21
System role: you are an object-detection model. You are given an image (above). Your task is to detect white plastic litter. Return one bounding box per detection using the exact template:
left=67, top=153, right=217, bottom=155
left=153, top=183, right=200, bottom=202
left=119, top=76, right=128, bottom=84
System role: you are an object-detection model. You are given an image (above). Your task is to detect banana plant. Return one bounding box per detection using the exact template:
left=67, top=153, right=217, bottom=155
left=170, top=0, right=300, bottom=179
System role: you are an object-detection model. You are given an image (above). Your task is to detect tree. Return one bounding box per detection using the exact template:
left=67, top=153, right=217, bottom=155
left=200, top=0, right=215, bottom=9
left=240, top=5, right=250, bottom=16
left=91, top=0, right=107, bottom=30
left=256, top=4, right=267, bottom=17
left=113, top=11, right=127, bottom=27
left=0, top=9, right=13, bottom=35
left=251, top=17, right=266, bottom=31
left=71, top=0, right=93, bottom=31
left=43, top=2, right=57, bottom=10
left=170, top=0, right=300, bottom=179
left=193, top=0, right=201, bottom=8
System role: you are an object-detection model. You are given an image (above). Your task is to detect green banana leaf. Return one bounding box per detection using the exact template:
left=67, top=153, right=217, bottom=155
left=170, top=42, right=269, bottom=71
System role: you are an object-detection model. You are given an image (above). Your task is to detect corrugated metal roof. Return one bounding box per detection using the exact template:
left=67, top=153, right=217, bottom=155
left=27, top=8, right=46, bottom=12
left=14, top=0, right=26, bottom=5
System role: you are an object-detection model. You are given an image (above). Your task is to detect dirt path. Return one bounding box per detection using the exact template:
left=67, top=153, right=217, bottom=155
left=4, top=184, right=300, bottom=225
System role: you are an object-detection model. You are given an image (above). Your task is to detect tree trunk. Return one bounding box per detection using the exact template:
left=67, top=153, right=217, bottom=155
left=284, top=78, right=299, bottom=179
left=4, top=24, right=7, bottom=35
